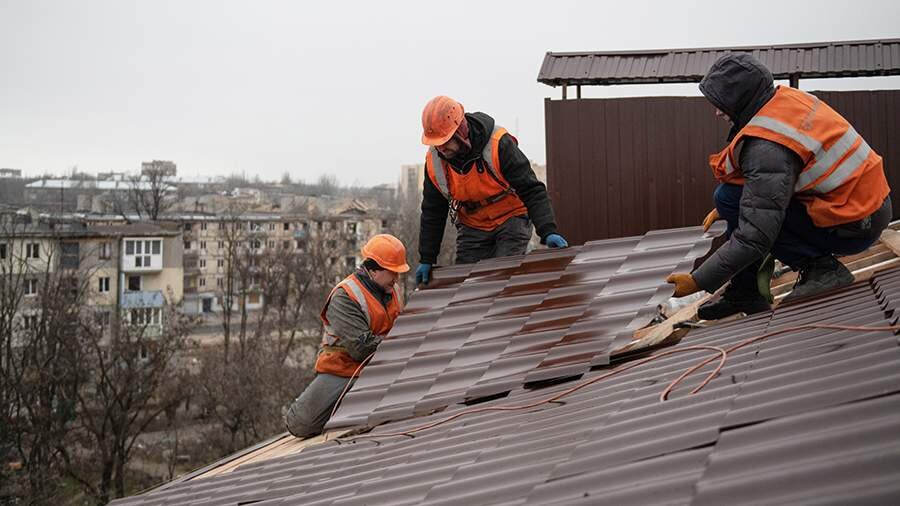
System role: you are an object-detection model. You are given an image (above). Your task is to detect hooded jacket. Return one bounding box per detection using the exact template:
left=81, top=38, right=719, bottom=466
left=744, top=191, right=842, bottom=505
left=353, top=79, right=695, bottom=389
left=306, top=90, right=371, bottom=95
left=692, top=54, right=805, bottom=292
left=418, top=112, right=559, bottom=265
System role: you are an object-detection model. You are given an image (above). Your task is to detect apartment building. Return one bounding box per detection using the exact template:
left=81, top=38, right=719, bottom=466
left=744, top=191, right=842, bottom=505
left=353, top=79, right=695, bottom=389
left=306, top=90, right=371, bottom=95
left=0, top=217, right=183, bottom=341
left=177, top=208, right=387, bottom=315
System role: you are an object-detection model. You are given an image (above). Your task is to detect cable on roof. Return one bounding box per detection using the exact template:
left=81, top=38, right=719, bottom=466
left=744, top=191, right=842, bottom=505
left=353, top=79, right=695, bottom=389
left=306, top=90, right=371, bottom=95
left=336, top=323, right=899, bottom=443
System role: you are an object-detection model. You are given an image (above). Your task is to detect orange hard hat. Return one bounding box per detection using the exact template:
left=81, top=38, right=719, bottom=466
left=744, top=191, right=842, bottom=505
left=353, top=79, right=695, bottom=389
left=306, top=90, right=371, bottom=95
left=421, top=95, right=464, bottom=146
left=361, top=234, right=410, bottom=273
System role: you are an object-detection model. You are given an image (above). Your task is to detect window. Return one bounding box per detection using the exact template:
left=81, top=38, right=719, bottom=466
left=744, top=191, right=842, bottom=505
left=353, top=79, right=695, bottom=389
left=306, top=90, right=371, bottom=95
left=217, top=241, right=224, bottom=249
left=250, top=222, right=261, bottom=231
left=218, top=222, right=225, bottom=230
left=316, top=221, right=323, bottom=231
left=26, top=243, right=39, bottom=259
left=283, top=240, right=290, bottom=249
left=24, top=278, right=38, bottom=296
left=326, top=240, right=337, bottom=248
left=250, top=240, right=261, bottom=250
left=283, top=223, right=290, bottom=231
left=200, top=222, right=208, bottom=231
left=199, top=259, right=207, bottom=268
left=217, top=259, right=224, bottom=268
left=200, top=241, right=207, bottom=250
left=99, top=242, right=112, bottom=259
left=295, top=239, right=305, bottom=251
left=0, top=243, right=6, bottom=260
left=216, top=277, right=223, bottom=288
left=199, top=278, right=206, bottom=287
left=23, top=314, right=39, bottom=330
left=183, top=222, right=192, bottom=232
left=125, top=240, right=135, bottom=255
left=127, top=276, right=141, bottom=291
left=267, top=240, right=275, bottom=249
left=184, top=241, right=192, bottom=250
left=152, top=240, right=161, bottom=254
left=60, top=242, right=79, bottom=269
left=381, top=219, right=389, bottom=228
left=129, top=308, right=160, bottom=326
left=347, top=222, right=357, bottom=234
left=98, top=277, right=110, bottom=293
left=94, top=311, right=111, bottom=326
left=268, top=223, right=276, bottom=231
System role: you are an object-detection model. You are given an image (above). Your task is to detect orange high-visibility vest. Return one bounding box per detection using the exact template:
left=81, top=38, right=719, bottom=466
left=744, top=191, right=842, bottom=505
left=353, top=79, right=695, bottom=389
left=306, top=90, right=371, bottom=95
left=710, top=86, right=890, bottom=228
left=425, top=125, right=528, bottom=231
left=314, top=273, right=401, bottom=378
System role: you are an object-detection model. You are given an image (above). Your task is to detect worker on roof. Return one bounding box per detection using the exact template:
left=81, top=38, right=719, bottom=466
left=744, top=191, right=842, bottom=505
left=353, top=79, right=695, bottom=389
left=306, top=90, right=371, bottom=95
left=667, top=54, right=891, bottom=319
left=284, top=234, right=407, bottom=438
left=415, top=96, right=568, bottom=286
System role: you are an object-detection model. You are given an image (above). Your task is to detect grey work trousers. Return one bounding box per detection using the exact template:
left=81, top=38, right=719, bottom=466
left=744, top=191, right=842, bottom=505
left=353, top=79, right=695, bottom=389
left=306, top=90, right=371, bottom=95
left=455, top=215, right=533, bottom=265
left=284, top=373, right=352, bottom=438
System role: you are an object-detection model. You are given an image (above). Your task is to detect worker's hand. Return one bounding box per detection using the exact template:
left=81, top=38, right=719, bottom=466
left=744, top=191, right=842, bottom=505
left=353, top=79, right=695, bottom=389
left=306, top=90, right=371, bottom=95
left=545, top=233, right=568, bottom=248
left=702, top=208, right=720, bottom=232
left=415, top=263, right=432, bottom=286
left=666, top=272, right=701, bottom=297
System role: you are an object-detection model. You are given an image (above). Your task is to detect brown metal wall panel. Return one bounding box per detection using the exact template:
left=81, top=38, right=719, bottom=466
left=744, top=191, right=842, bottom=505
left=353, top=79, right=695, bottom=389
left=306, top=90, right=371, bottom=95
left=547, top=90, right=900, bottom=245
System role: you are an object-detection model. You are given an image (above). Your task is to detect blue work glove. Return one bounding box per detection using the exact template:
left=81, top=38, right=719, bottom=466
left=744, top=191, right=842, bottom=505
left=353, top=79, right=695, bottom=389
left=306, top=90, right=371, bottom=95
left=415, top=263, right=432, bottom=286
left=545, top=233, right=568, bottom=248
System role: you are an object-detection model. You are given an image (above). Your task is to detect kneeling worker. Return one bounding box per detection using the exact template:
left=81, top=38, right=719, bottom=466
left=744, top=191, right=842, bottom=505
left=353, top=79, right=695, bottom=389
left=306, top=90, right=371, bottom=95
left=667, top=54, right=891, bottom=319
left=284, top=234, right=408, bottom=438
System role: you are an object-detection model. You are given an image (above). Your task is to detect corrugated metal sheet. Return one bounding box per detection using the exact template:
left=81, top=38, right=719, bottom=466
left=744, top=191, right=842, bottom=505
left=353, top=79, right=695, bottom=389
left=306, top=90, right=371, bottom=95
left=110, top=267, right=900, bottom=506
left=326, top=226, right=716, bottom=429
left=546, top=90, right=900, bottom=245
left=538, top=39, right=900, bottom=86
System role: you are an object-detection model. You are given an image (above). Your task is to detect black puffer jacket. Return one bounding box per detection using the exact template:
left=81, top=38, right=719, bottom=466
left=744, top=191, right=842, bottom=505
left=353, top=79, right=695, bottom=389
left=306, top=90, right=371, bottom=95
left=691, top=54, right=804, bottom=292
left=418, top=112, right=559, bottom=265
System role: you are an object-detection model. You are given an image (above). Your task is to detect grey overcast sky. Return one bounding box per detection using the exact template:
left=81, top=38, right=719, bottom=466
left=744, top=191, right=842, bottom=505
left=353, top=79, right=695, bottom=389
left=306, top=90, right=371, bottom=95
left=1, top=0, right=898, bottom=186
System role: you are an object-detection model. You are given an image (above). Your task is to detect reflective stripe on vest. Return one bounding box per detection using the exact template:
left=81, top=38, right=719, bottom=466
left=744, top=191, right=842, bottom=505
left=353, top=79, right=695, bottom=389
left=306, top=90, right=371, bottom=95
left=321, top=277, right=370, bottom=346
left=427, top=125, right=508, bottom=200
left=339, top=278, right=369, bottom=325
left=724, top=153, right=735, bottom=174
left=746, top=115, right=869, bottom=194
left=429, top=148, right=450, bottom=198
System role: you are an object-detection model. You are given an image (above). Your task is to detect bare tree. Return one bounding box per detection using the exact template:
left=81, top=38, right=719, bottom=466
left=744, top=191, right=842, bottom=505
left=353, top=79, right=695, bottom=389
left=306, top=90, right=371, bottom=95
left=0, top=217, right=196, bottom=504
left=110, top=169, right=175, bottom=222
left=197, top=212, right=340, bottom=453
left=0, top=218, right=91, bottom=502
left=63, top=303, right=194, bottom=504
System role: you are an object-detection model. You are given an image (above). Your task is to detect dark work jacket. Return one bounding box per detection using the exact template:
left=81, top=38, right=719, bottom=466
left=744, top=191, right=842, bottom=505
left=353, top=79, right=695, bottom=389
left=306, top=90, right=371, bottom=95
left=418, top=112, right=559, bottom=264
left=692, top=54, right=804, bottom=291
left=324, top=268, right=392, bottom=362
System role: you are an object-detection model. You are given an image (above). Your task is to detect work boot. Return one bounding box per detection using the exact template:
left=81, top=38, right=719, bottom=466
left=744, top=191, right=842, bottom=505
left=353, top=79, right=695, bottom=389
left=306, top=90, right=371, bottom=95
left=698, top=263, right=771, bottom=320
left=784, top=255, right=854, bottom=301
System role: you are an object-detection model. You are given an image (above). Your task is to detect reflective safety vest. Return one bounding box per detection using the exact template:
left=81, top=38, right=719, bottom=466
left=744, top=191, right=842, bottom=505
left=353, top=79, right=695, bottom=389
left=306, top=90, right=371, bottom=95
left=425, top=125, right=528, bottom=231
left=710, top=86, right=890, bottom=228
left=314, top=273, right=402, bottom=378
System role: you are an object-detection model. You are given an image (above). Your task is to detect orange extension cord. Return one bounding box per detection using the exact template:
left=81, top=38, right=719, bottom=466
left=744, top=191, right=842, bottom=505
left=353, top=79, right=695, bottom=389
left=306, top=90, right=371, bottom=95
left=332, top=323, right=900, bottom=442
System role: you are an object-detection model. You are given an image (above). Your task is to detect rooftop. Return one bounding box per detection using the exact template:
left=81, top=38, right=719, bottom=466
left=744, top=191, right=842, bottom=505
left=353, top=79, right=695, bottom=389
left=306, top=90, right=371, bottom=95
left=110, top=224, right=900, bottom=505
left=538, top=38, right=900, bottom=86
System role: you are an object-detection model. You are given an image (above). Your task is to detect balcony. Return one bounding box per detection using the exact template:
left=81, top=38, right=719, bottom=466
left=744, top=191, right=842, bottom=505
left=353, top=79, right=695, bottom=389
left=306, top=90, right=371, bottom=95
left=122, top=290, right=165, bottom=308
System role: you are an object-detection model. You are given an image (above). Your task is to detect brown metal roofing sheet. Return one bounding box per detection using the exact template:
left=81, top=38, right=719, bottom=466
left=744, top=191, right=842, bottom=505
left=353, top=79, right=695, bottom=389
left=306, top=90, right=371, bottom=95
left=111, top=261, right=900, bottom=506
left=325, top=226, right=718, bottom=430
left=538, top=38, right=900, bottom=86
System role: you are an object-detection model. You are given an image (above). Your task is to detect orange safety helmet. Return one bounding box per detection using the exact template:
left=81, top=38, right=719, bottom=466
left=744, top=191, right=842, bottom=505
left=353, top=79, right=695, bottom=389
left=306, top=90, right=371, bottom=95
left=361, top=234, right=410, bottom=273
left=422, top=95, right=464, bottom=146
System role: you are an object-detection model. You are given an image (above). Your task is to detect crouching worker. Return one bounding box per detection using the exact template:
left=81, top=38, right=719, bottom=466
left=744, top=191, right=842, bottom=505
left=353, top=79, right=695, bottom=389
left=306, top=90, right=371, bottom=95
left=666, top=53, right=891, bottom=319
left=284, top=234, right=408, bottom=438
